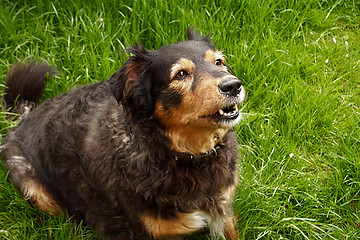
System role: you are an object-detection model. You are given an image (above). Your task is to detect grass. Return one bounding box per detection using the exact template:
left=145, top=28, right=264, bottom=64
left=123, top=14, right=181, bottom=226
left=0, top=0, right=359, bottom=239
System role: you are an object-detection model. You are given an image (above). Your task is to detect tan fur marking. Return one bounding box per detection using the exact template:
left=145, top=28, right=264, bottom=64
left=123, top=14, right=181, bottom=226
left=204, top=50, right=225, bottom=64
left=168, top=74, right=192, bottom=94
left=141, top=211, right=210, bottom=238
left=155, top=73, right=228, bottom=154
left=142, top=186, right=239, bottom=239
left=161, top=73, right=225, bottom=125
left=170, top=58, right=195, bottom=80
left=23, top=178, right=63, bottom=215
left=166, top=126, right=228, bottom=154
left=221, top=185, right=238, bottom=240
left=223, top=185, right=237, bottom=207
left=224, top=215, right=238, bottom=240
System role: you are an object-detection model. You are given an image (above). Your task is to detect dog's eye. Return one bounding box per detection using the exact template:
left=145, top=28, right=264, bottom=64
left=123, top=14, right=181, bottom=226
left=175, top=70, right=187, bottom=79
left=215, top=59, right=223, bottom=66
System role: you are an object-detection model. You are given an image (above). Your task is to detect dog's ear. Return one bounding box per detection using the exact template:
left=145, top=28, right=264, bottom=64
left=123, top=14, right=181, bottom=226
left=187, top=27, right=211, bottom=42
left=108, top=45, right=154, bottom=121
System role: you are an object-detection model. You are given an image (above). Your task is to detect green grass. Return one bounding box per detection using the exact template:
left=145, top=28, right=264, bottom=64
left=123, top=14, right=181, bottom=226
left=1, top=0, right=359, bottom=239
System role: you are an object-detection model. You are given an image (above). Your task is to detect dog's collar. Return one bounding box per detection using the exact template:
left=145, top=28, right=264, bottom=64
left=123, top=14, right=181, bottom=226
left=171, top=143, right=223, bottom=160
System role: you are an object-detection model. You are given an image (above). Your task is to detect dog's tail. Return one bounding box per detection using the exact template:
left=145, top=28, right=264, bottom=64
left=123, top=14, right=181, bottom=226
left=3, top=61, right=56, bottom=114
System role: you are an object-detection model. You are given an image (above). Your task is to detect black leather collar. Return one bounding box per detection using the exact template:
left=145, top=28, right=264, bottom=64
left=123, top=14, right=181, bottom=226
left=171, top=143, right=223, bottom=160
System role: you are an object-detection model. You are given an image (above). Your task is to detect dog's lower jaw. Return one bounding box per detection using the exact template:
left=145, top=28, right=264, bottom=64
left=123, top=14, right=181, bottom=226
left=165, top=126, right=228, bottom=155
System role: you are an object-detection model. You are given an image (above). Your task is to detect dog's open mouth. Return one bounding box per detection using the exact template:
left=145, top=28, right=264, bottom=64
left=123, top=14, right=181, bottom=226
left=218, top=105, right=239, bottom=119
left=202, top=104, right=240, bottom=123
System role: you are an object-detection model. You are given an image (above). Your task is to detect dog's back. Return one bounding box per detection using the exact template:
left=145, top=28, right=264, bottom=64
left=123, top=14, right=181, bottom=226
left=1, top=60, right=163, bottom=238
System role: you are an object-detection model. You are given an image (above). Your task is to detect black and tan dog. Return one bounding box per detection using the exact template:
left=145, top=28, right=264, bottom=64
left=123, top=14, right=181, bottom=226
left=1, top=29, right=245, bottom=240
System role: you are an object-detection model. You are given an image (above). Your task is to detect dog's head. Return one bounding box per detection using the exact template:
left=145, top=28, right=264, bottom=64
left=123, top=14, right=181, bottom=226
left=113, top=29, right=245, bottom=155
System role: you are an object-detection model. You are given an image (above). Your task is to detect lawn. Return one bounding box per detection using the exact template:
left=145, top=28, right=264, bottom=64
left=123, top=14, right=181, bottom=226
left=0, top=0, right=359, bottom=239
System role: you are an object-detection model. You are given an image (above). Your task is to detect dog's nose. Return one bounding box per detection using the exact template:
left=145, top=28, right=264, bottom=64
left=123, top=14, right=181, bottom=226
left=218, top=78, right=242, bottom=97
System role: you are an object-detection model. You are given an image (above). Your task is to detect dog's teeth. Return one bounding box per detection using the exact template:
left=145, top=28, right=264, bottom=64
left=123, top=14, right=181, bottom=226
left=219, top=105, right=239, bottom=117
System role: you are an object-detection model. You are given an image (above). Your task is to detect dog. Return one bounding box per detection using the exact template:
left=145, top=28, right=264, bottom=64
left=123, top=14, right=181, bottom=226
left=1, top=29, right=245, bottom=240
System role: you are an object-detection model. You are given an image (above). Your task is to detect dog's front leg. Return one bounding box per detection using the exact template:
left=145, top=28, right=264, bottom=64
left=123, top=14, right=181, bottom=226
left=224, top=215, right=238, bottom=240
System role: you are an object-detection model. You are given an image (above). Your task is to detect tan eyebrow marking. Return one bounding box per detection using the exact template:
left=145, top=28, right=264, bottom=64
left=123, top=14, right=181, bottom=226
left=170, top=58, right=195, bottom=80
left=204, top=49, right=225, bottom=64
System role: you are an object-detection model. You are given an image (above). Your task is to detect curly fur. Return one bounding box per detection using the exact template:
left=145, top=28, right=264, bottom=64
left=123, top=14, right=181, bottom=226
left=1, top=30, right=245, bottom=240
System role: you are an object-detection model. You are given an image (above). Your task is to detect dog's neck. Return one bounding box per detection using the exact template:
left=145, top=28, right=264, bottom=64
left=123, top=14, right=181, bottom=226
left=165, top=126, right=228, bottom=155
